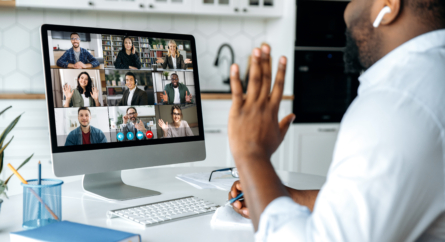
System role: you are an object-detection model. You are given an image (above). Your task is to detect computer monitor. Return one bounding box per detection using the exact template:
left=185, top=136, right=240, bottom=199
left=40, top=24, right=206, bottom=201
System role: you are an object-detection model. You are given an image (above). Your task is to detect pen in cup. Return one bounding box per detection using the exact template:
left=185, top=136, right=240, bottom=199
left=225, top=192, right=244, bottom=206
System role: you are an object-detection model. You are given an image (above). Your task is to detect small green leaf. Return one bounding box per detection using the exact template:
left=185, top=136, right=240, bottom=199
left=4, top=153, right=34, bottom=185
left=0, top=114, right=22, bottom=146
left=0, top=136, right=14, bottom=174
left=0, top=106, right=12, bottom=116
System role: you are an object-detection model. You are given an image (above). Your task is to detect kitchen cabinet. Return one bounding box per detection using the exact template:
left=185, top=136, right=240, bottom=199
left=15, top=0, right=281, bottom=17
left=145, top=0, right=193, bottom=13
left=193, top=0, right=282, bottom=17
left=292, top=124, right=339, bottom=176
left=193, top=0, right=239, bottom=15
left=237, top=0, right=282, bottom=17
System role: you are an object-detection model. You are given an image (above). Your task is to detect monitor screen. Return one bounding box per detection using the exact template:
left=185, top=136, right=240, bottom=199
left=41, top=25, right=204, bottom=154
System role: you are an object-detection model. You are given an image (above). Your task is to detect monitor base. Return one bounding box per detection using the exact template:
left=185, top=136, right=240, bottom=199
left=82, top=171, right=161, bottom=201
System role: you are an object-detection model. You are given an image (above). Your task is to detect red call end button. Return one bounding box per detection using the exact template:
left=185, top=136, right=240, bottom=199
left=146, top=131, right=153, bottom=139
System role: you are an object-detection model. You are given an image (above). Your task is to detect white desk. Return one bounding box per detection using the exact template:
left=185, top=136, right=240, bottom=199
left=0, top=167, right=325, bottom=242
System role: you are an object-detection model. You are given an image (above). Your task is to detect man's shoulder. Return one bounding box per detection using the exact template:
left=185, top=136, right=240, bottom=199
left=90, top=126, right=104, bottom=134
left=68, top=127, right=80, bottom=135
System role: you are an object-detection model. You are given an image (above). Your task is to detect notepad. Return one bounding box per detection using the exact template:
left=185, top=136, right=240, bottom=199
left=10, top=221, right=141, bottom=242
left=176, top=172, right=238, bottom=191
left=210, top=205, right=253, bottom=230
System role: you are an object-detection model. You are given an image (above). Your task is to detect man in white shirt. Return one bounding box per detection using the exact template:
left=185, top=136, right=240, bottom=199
left=227, top=0, right=445, bottom=241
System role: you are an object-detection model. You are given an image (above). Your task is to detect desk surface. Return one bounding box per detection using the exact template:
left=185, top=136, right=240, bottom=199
left=50, top=64, right=104, bottom=69
left=0, top=167, right=325, bottom=242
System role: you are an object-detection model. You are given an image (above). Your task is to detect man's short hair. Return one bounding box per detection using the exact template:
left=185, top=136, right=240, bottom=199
left=70, top=32, right=80, bottom=38
left=78, top=107, right=90, bottom=114
left=125, top=72, right=137, bottom=84
left=126, top=107, right=137, bottom=114
left=171, top=73, right=179, bottom=79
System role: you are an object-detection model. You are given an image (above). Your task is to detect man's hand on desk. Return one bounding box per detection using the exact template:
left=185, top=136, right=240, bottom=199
left=228, top=180, right=320, bottom=219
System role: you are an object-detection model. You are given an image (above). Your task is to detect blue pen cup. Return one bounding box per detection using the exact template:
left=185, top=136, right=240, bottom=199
left=21, top=179, right=63, bottom=229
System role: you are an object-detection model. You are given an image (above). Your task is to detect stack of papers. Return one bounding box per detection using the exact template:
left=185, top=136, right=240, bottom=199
left=210, top=205, right=253, bottom=230
left=176, top=172, right=238, bottom=191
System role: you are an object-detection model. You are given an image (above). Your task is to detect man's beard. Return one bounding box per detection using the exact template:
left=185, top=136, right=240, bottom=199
left=80, top=122, right=89, bottom=128
left=73, top=43, right=79, bottom=48
left=172, top=83, right=178, bottom=88
left=343, top=17, right=381, bottom=74
left=130, top=117, right=136, bottom=123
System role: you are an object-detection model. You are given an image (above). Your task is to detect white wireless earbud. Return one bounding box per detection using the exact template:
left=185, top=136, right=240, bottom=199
left=373, top=6, right=392, bottom=28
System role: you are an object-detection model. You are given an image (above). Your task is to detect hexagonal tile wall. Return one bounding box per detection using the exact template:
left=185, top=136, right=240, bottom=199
left=220, top=18, right=242, bottom=37
left=0, top=49, right=17, bottom=76
left=197, top=16, right=219, bottom=37
left=18, top=50, right=43, bottom=76
left=243, top=19, right=265, bottom=38
left=207, top=33, right=231, bottom=56
left=149, top=15, right=173, bottom=32
left=4, top=73, right=30, bottom=92
left=232, top=34, right=253, bottom=59
left=4, top=26, right=30, bottom=53
left=17, top=9, right=44, bottom=30
left=193, top=32, right=207, bottom=56
left=0, top=9, right=16, bottom=30
left=31, top=74, right=46, bottom=94
left=173, top=16, right=196, bottom=34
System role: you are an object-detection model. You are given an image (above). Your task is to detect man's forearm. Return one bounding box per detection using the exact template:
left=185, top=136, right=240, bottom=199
left=236, top=157, right=290, bottom=232
left=286, top=187, right=319, bottom=212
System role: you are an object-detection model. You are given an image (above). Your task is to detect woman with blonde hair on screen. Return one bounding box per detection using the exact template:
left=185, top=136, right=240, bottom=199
left=156, top=40, right=192, bottom=69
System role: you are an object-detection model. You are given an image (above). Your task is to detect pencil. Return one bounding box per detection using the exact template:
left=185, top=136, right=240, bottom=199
left=38, top=161, right=41, bottom=185
left=7, top=163, right=59, bottom=221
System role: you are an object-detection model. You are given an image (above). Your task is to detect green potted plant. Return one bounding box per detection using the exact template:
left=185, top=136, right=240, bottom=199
left=163, top=72, right=169, bottom=80
left=0, top=106, right=34, bottom=202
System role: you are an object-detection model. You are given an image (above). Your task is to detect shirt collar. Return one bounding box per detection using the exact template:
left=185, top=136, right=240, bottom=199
left=129, top=87, right=136, bottom=93
left=358, top=29, right=445, bottom=93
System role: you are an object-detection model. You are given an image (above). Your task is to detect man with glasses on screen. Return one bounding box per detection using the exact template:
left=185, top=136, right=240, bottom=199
left=121, top=107, right=149, bottom=141
left=56, top=32, right=100, bottom=69
left=161, top=73, right=193, bottom=104
left=65, top=107, right=107, bottom=146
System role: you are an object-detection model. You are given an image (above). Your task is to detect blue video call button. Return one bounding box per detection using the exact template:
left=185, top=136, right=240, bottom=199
left=127, top=132, right=134, bottom=140
left=117, top=132, right=124, bottom=141
left=136, top=131, right=144, bottom=140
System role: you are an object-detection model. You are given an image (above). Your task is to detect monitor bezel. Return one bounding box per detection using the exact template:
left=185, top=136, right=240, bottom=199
left=40, top=24, right=205, bottom=154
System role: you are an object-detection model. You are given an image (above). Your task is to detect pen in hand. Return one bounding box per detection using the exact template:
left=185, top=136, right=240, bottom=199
left=225, top=192, right=244, bottom=206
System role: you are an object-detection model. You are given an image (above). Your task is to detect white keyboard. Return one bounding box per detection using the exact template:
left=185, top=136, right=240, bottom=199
left=107, top=196, right=221, bottom=227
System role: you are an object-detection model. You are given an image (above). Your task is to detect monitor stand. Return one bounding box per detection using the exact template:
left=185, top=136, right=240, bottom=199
left=82, top=170, right=161, bottom=201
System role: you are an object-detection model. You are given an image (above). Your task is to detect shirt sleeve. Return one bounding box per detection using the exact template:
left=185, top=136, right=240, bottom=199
left=183, top=121, right=194, bottom=136
left=255, top=197, right=311, bottom=242
left=85, top=50, right=100, bottom=67
left=114, top=52, right=126, bottom=69
left=255, top=91, right=445, bottom=242
left=56, top=51, right=70, bottom=68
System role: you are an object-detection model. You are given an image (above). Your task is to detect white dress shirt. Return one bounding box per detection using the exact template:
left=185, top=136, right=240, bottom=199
left=127, top=87, right=136, bottom=105
left=172, top=55, right=177, bottom=69
left=81, top=93, right=90, bottom=107
left=256, top=29, right=445, bottom=242
left=173, top=87, right=180, bottom=104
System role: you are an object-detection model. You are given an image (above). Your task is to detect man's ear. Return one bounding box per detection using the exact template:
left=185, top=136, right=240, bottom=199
left=371, top=0, right=401, bottom=27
